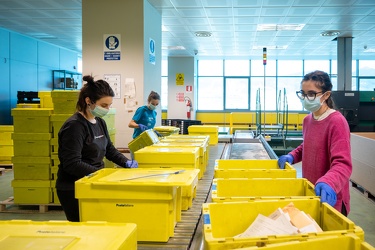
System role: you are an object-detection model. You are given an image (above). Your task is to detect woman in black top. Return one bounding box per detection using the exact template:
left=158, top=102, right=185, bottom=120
left=56, top=75, right=138, bottom=222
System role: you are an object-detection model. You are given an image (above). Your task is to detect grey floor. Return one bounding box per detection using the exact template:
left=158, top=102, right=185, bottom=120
left=0, top=153, right=374, bottom=247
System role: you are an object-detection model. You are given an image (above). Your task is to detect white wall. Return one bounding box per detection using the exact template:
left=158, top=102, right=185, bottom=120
left=82, top=0, right=161, bottom=147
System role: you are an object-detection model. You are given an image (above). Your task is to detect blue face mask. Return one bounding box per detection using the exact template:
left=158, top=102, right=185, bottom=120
left=90, top=105, right=109, bottom=118
left=301, top=95, right=324, bottom=112
left=149, top=104, right=157, bottom=110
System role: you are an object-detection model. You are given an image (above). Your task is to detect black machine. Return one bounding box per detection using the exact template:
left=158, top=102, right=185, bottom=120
left=332, top=91, right=375, bottom=132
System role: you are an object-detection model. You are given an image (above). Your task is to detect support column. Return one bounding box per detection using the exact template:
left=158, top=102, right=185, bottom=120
left=82, top=0, right=161, bottom=146
left=337, top=37, right=353, bottom=90
left=167, top=57, right=196, bottom=120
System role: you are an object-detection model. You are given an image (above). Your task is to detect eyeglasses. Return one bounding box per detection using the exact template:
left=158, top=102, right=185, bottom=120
left=296, top=90, right=324, bottom=101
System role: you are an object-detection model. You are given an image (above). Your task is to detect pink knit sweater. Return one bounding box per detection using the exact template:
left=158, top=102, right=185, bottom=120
left=289, top=111, right=352, bottom=214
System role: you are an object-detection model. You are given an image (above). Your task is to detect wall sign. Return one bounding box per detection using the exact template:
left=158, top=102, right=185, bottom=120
left=149, top=38, right=155, bottom=65
left=104, top=34, right=121, bottom=60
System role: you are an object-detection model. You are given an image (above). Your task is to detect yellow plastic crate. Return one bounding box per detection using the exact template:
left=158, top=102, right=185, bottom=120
left=51, top=90, right=79, bottom=114
left=128, top=129, right=159, bottom=153
left=0, top=156, right=12, bottom=165
left=101, top=108, right=116, bottom=130
left=232, top=234, right=368, bottom=250
left=51, top=154, right=60, bottom=167
left=0, top=220, right=137, bottom=250
left=104, top=157, right=115, bottom=168
left=211, top=178, right=316, bottom=202
left=50, top=137, right=58, bottom=154
left=11, top=108, right=53, bottom=133
left=214, top=159, right=296, bottom=178
left=50, top=180, right=60, bottom=204
left=0, top=145, right=13, bottom=157
left=12, top=133, right=51, bottom=157
left=12, top=156, right=51, bottom=180
left=188, top=125, right=219, bottom=145
left=16, top=103, right=40, bottom=108
left=161, top=137, right=210, bottom=165
left=135, top=146, right=200, bottom=173
left=203, top=199, right=364, bottom=250
left=0, top=125, right=13, bottom=144
left=76, top=168, right=199, bottom=242
left=154, top=126, right=180, bottom=136
left=50, top=166, right=58, bottom=180
left=128, top=129, right=160, bottom=153
left=151, top=142, right=206, bottom=180
left=50, top=114, right=71, bottom=138
left=38, top=91, right=54, bottom=108
left=11, top=180, right=52, bottom=204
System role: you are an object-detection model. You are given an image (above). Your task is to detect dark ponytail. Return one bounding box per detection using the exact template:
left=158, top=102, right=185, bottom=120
left=76, top=75, right=114, bottom=116
left=147, top=91, right=160, bottom=103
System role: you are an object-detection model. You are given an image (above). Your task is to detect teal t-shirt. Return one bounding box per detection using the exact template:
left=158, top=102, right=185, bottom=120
left=131, top=105, right=157, bottom=138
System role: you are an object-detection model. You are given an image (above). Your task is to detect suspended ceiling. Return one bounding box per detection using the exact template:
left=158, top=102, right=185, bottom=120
left=0, top=0, right=374, bottom=59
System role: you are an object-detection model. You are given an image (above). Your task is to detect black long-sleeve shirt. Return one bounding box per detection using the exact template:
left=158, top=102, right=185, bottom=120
left=56, top=112, right=128, bottom=190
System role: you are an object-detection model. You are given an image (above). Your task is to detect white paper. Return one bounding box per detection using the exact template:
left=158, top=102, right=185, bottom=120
left=124, top=78, right=136, bottom=98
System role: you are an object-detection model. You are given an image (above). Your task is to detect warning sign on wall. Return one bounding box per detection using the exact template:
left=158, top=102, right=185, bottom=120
left=176, top=73, right=184, bottom=85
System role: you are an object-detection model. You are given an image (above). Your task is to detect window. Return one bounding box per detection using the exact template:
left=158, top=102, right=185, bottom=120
left=359, top=60, right=375, bottom=76
left=250, top=77, right=276, bottom=110
left=251, top=60, right=276, bottom=76
left=198, top=60, right=223, bottom=76
left=304, top=60, right=330, bottom=74
left=278, top=60, right=303, bottom=76
left=278, top=77, right=303, bottom=111
left=225, top=78, right=249, bottom=109
left=197, top=77, right=223, bottom=110
left=224, top=60, right=249, bottom=76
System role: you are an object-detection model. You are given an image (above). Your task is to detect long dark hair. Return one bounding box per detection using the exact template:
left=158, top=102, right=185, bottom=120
left=76, top=75, right=114, bottom=116
left=302, top=70, right=334, bottom=108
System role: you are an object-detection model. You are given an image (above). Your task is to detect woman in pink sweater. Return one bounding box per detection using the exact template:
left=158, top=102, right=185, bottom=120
left=278, top=70, right=352, bottom=215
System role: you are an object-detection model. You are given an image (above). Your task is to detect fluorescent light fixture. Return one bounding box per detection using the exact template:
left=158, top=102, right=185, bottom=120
left=162, top=46, right=186, bottom=50
left=252, top=45, right=288, bottom=50
left=257, top=24, right=305, bottom=31
left=195, top=31, right=212, bottom=37
left=27, top=32, right=57, bottom=39
left=320, top=30, right=340, bottom=37
left=162, top=25, right=168, bottom=32
left=364, top=48, right=375, bottom=53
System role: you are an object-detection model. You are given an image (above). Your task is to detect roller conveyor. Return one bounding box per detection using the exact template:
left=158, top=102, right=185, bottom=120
left=139, top=136, right=276, bottom=249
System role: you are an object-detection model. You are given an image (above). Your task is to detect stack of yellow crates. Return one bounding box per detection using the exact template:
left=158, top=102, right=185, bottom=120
left=0, top=125, right=14, bottom=166
left=11, top=108, right=54, bottom=204
left=102, top=108, right=116, bottom=168
left=188, top=125, right=219, bottom=145
left=49, top=90, right=79, bottom=204
left=203, top=159, right=375, bottom=249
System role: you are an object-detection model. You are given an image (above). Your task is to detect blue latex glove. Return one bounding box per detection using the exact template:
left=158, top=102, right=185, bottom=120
left=277, top=154, right=294, bottom=169
left=125, top=160, right=138, bottom=168
left=154, top=130, right=163, bottom=137
left=315, top=182, right=337, bottom=207
left=138, top=124, right=148, bottom=131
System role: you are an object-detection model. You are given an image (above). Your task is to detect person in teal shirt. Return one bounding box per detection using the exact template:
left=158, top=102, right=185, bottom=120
left=128, top=91, right=160, bottom=139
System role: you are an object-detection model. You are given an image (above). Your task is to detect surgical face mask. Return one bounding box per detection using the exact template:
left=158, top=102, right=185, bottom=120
left=149, top=104, right=157, bottom=110
left=90, top=105, right=109, bottom=118
left=301, top=94, right=324, bottom=112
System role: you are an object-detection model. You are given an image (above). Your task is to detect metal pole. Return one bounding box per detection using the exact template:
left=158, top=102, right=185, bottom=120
left=263, top=48, right=267, bottom=135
